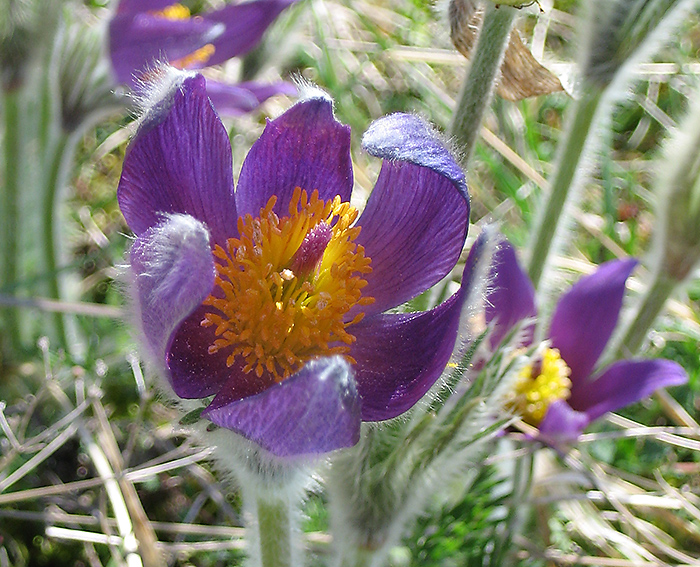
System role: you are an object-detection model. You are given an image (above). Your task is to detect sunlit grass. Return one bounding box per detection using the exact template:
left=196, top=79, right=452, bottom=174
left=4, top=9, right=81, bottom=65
left=0, top=0, right=699, bottom=565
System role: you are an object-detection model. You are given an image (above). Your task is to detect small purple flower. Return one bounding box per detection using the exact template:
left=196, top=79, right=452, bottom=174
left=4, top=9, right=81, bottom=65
left=119, top=72, right=476, bottom=457
left=109, top=0, right=298, bottom=114
left=487, top=241, right=687, bottom=442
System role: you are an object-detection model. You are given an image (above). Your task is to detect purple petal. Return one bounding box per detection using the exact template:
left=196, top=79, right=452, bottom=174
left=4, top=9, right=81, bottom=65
left=204, top=78, right=296, bottom=115
left=463, top=228, right=492, bottom=278
left=203, top=0, right=299, bottom=65
left=461, top=227, right=499, bottom=296
left=203, top=79, right=259, bottom=115
left=203, top=356, right=361, bottom=456
left=549, top=259, right=638, bottom=391
left=236, top=80, right=298, bottom=102
left=485, top=240, right=536, bottom=348
left=362, top=113, right=469, bottom=201
left=570, top=359, right=688, bottom=422
left=109, top=13, right=222, bottom=86
left=355, top=114, right=469, bottom=314
left=117, top=73, right=238, bottom=247
left=538, top=400, right=590, bottom=442
left=235, top=94, right=353, bottom=218
left=165, top=305, right=251, bottom=399
left=129, top=214, right=215, bottom=371
left=350, top=283, right=468, bottom=421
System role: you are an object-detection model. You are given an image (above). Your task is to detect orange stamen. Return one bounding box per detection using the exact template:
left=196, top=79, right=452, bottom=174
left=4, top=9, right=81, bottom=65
left=201, top=188, right=374, bottom=382
left=171, top=44, right=216, bottom=69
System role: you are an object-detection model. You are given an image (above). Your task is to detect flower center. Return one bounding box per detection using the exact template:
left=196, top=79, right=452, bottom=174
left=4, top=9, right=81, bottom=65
left=152, top=3, right=191, bottom=20
left=152, top=4, right=216, bottom=69
left=171, top=44, right=216, bottom=69
left=201, top=188, right=374, bottom=381
left=509, top=347, right=571, bottom=425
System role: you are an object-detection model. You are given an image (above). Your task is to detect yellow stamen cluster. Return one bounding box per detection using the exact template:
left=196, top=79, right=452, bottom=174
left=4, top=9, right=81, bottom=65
left=510, top=347, right=571, bottom=425
left=202, top=188, right=374, bottom=381
left=152, top=3, right=191, bottom=20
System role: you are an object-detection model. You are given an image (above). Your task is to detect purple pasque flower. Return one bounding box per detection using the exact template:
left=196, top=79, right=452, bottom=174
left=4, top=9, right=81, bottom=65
left=119, top=71, right=475, bottom=457
left=488, top=241, right=687, bottom=442
left=109, top=0, right=298, bottom=114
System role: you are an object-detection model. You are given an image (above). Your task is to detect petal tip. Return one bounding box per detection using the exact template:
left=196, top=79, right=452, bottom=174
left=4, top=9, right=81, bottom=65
left=362, top=113, right=469, bottom=201
left=296, top=81, right=333, bottom=105
left=135, top=69, right=205, bottom=132
left=537, top=400, right=590, bottom=443
left=203, top=356, right=361, bottom=457
left=573, top=359, right=689, bottom=423
left=130, top=214, right=215, bottom=362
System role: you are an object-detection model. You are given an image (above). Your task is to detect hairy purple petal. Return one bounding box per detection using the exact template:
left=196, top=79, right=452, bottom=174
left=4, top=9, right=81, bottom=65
left=118, top=74, right=237, bottom=247
left=203, top=0, right=298, bottom=65
left=549, top=259, right=638, bottom=389
left=537, top=400, right=590, bottom=442
left=351, top=289, right=465, bottom=421
left=204, top=78, right=296, bottom=115
left=129, top=215, right=215, bottom=370
left=463, top=228, right=493, bottom=280
left=356, top=114, right=469, bottom=314
left=362, top=113, right=468, bottom=201
left=203, top=356, right=361, bottom=456
left=235, top=95, right=353, bottom=217
left=485, top=241, right=536, bottom=348
left=109, top=13, right=222, bottom=86
left=571, top=359, right=688, bottom=422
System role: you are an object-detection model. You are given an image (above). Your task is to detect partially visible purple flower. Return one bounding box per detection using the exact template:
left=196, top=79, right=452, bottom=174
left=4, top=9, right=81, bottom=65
left=119, top=72, right=479, bottom=457
left=109, top=0, right=298, bottom=114
left=488, top=241, right=687, bottom=442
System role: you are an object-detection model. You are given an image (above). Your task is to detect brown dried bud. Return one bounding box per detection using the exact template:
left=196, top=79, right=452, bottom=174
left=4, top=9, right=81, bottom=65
left=448, top=0, right=564, bottom=101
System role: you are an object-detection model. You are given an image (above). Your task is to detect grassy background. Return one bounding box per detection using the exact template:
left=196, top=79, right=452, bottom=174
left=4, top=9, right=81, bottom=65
left=1, top=0, right=699, bottom=565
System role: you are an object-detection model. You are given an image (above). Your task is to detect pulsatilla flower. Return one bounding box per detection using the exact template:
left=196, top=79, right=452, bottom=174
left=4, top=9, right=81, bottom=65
left=487, top=242, right=687, bottom=441
left=109, top=0, right=297, bottom=114
left=119, top=72, right=474, bottom=457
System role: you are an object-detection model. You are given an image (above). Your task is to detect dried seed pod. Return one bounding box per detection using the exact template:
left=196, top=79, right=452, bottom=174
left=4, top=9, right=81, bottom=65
left=449, top=0, right=564, bottom=101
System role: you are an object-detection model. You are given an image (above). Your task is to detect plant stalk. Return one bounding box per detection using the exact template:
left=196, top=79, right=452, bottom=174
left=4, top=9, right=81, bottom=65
left=449, top=4, right=516, bottom=165
left=615, top=272, right=677, bottom=357
left=490, top=450, right=534, bottom=567
left=254, top=492, right=294, bottom=567
left=42, top=132, right=72, bottom=349
left=2, top=87, right=22, bottom=353
left=527, top=88, right=604, bottom=289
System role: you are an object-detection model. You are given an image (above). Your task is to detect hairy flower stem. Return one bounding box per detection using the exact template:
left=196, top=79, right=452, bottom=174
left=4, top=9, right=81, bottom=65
left=491, top=450, right=534, bottom=566
left=615, top=273, right=677, bottom=357
left=253, top=492, right=294, bottom=567
left=1, top=88, right=22, bottom=353
left=207, top=436, right=306, bottom=567
left=449, top=4, right=516, bottom=165
left=42, top=132, right=73, bottom=349
left=527, top=88, right=604, bottom=289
